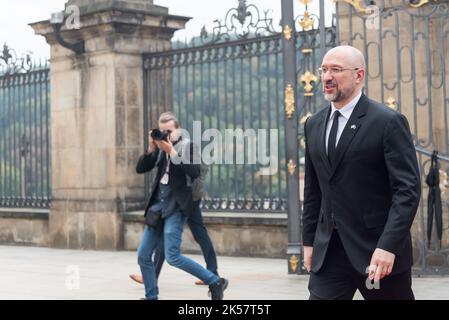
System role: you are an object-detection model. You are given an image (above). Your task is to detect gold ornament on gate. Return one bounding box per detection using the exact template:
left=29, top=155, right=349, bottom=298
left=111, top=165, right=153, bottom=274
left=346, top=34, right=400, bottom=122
left=288, top=159, right=296, bottom=176
left=409, top=0, right=439, bottom=9
left=283, top=25, right=293, bottom=41
left=333, top=0, right=373, bottom=15
left=290, top=255, right=299, bottom=273
left=298, top=11, right=314, bottom=31
left=300, top=71, right=318, bottom=97
left=285, top=84, right=295, bottom=119
left=386, top=96, right=397, bottom=110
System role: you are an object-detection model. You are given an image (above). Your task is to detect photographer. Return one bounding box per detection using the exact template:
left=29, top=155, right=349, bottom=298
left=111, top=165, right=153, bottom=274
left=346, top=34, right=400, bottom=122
left=136, top=112, right=228, bottom=300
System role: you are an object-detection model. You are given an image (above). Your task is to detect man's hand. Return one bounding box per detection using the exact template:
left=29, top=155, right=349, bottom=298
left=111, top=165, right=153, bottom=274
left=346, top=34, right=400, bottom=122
left=155, top=139, right=176, bottom=157
left=368, top=248, right=395, bottom=282
left=304, top=246, right=313, bottom=272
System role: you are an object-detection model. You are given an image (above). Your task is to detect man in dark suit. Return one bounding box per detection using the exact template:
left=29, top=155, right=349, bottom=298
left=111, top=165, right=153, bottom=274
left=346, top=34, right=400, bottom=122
left=302, top=45, right=421, bottom=300
left=136, top=112, right=228, bottom=300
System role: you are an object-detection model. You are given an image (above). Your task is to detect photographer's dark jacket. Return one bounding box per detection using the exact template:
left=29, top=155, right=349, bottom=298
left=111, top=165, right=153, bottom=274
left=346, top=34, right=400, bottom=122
left=136, top=139, right=201, bottom=218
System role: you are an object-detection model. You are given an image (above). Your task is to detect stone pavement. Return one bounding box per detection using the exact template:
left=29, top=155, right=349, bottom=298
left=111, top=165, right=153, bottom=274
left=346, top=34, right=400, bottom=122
left=0, top=245, right=448, bottom=300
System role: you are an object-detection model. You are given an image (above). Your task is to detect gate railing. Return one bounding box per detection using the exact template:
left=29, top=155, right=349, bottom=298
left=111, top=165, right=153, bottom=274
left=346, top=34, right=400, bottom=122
left=0, top=45, right=51, bottom=208
left=143, top=33, right=288, bottom=212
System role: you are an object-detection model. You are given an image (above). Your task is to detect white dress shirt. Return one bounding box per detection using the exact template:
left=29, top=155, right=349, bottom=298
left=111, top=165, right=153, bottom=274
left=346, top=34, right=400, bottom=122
left=325, top=92, right=362, bottom=154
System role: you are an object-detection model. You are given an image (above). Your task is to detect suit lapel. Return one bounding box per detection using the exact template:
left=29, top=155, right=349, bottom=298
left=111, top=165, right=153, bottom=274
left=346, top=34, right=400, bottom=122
left=329, top=94, right=368, bottom=179
left=318, top=107, right=332, bottom=175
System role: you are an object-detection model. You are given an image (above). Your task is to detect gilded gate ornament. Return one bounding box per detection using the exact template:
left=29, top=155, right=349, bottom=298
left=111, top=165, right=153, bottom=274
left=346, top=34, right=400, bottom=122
left=298, top=11, right=314, bottom=31
left=290, top=255, right=299, bottom=273
left=288, top=160, right=297, bottom=176
left=333, top=0, right=373, bottom=15
left=285, top=84, right=295, bottom=119
left=283, top=25, right=293, bottom=41
left=300, top=71, right=318, bottom=97
left=386, top=96, right=397, bottom=110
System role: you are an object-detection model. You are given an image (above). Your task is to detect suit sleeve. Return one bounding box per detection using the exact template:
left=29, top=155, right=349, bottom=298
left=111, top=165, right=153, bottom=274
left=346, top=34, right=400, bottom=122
left=302, top=118, right=322, bottom=247
left=136, top=149, right=159, bottom=174
left=171, top=141, right=201, bottom=179
left=377, top=113, right=421, bottom=255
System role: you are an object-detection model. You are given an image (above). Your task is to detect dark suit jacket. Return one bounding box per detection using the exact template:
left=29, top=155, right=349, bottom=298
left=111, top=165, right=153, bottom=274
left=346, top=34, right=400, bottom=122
left=136, top=139, right=201, bottom=218
left=303, top=93, right=421, bottom=276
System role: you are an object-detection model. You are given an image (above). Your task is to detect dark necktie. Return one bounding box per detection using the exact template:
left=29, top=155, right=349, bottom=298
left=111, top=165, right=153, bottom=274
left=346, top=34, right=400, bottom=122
left=328, top=111, right=341, bottom=167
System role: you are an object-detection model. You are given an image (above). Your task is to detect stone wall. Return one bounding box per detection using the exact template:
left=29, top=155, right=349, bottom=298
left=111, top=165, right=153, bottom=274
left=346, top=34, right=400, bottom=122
left=0, top=209, right=49, bottom=247
left=124, top=212, right=288, bottom=258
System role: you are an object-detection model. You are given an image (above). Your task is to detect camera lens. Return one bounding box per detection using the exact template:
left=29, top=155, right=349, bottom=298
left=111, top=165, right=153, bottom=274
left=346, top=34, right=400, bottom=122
left=151, top=129, right=169, bottom=141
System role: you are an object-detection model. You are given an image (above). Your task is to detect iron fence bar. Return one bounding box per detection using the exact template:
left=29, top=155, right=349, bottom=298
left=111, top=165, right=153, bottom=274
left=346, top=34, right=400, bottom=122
left=319, top=0, right=326, bottom=62
left=257, top=43, right=262, bottom=207
left=443, top=16, right=449, bottom=155
left=39, top=70, right=45, bottom=204
left=216, top=52, right=222, bottom=206
left=411, top=16, right=419, bottom=146
left=45, top=69, right=50, bottom=205
left=224, top=48, right=231, bottom=208
left=208, top=51, right=214, bottom=204
left=282, top=0, right=302, bottom=274
left=239, top=50, right=245, bottom=208
left=232, top=49, right=238, bottom=208
left=249, top=45, right=254, bottom=206
left=267, top=39, right=273, bottom=204
left=424, top=16, right=433, bottom=148
left=275, top=45, right=282, bottom=207
left=415, top=146, right=449, bottom=162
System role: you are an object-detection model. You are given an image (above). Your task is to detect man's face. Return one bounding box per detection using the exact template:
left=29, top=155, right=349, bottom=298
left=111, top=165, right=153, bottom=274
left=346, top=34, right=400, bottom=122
left=321, top=52, right=362, bottom=103
left=158, top=120, right=179, bottom=142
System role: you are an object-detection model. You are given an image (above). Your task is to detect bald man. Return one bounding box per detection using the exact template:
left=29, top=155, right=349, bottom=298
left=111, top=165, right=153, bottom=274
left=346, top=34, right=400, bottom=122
left=302, top=45, right=420, bottom=300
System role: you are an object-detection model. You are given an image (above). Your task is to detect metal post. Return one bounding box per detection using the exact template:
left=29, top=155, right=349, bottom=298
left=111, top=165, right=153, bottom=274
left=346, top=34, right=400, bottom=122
left=281, top=0, right=303, bottom=275
left=319, top=0, right=326, bottom=61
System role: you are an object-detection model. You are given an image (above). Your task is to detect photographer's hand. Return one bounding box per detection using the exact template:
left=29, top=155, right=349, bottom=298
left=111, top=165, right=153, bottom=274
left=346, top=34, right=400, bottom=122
left=147, top=130, right=157, bottom=154
left=155, top=140, right=176, bottom=158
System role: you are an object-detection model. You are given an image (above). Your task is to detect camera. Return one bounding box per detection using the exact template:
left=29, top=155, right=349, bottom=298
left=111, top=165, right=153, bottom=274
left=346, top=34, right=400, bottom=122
left=151, top=129, right=169, bottom=141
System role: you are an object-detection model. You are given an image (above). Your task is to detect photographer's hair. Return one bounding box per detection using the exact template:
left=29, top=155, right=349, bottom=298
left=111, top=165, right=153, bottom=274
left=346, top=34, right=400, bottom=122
left=158, top=112, right=180, bottom=128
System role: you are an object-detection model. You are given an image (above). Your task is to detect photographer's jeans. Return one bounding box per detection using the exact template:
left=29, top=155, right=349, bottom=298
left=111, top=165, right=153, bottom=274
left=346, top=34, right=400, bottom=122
left=137, top=211, right=220, bottom=300
left=153, top=201, right=219, bottom=277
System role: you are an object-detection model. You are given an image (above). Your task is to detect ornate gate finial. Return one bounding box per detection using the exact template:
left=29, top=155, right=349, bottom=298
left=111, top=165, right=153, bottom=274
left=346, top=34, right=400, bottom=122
left=0, top=43, right=33, bottom=74
left=237, top=0, right=250, bottom=25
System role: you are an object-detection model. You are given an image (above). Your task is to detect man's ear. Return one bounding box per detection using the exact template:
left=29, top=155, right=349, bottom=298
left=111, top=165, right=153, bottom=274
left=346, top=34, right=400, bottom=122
left=356, top=69, right=365, bottom=83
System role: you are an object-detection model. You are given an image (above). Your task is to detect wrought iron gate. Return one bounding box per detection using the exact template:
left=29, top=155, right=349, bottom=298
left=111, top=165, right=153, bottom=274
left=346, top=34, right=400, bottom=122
left=0, top=45, right=51, bottom=208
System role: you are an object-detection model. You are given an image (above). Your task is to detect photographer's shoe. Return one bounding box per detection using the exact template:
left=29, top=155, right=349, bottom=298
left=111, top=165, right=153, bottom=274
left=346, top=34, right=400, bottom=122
left=208, top=278, right=229, bottom=300
left=130, top=274, right=144, bottom=284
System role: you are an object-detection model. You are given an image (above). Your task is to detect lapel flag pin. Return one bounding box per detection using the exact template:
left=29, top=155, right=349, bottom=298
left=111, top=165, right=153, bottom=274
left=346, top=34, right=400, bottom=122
left=351, top=125, right=356, bottom=130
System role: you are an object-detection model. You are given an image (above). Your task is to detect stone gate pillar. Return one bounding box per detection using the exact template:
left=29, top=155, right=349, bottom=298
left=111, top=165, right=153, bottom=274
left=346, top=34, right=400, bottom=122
left=30, top=0, right=189, bottom=249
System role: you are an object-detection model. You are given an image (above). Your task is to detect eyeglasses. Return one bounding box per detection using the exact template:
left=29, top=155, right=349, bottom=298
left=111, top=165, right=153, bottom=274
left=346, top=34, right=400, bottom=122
left=317, top=66, right=360, bottom=76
